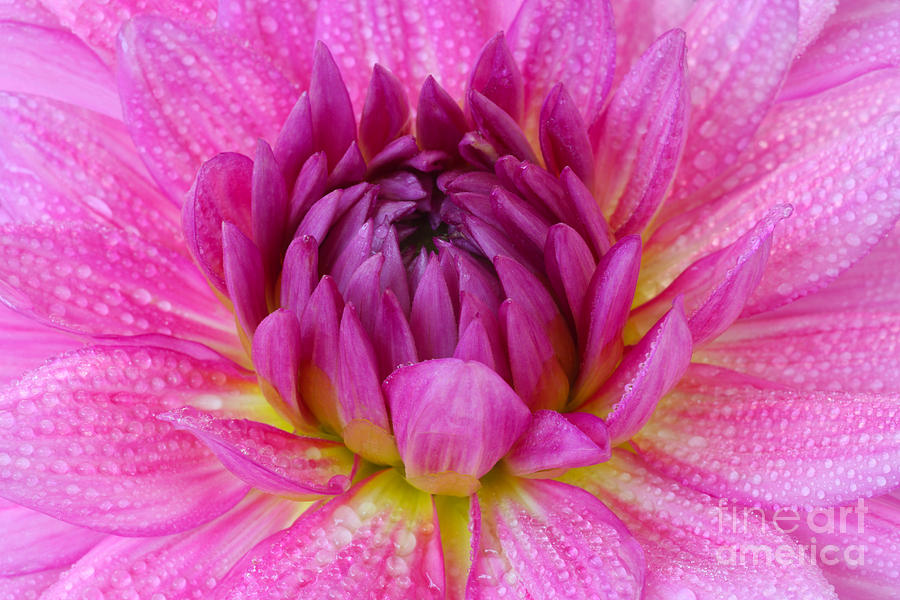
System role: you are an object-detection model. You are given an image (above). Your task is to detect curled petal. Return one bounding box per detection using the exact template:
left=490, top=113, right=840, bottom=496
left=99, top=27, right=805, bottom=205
left=183, top=152, right=253, bottom=295
left=309, top=42, right=357, bottom=170
left=338, top=305, right=400, bottom=466
left=298, top=276, right=343, bottom=433
left=501, top=299, right=570, bottom=412
left=468, top=90, right=539, bottom=164
left=504, top=410, right=609, bottom=477
left=544, top=223, right=595, bottom=326
left=539, top=83, right=593, bottom=183
left=572, top=235, right=641, bottom=404
left=581, top=298, right=692, bottom=444
left=161, top=407, right=356, bottom=499
left=385, top=358, right=530, bottom=496
left=279, top=235, right=319, bottom=319
left=222, top=222, right=268, bottom=338
left=593, top=28, right=689, bottom=236
left=359, top=64, right=410, bottom=160
left=274, top=93, right=314, bottom=186
left=416, top=76, right=468, bottom=155
left=410, top=255, right=457, bottom=360
left=631, top=206, right=788, bottom=345
left=468, top=32, right=524, bottom=123
left=251, top=309, right=316, bottom=430
left=251, top=139, right=288, bottom=281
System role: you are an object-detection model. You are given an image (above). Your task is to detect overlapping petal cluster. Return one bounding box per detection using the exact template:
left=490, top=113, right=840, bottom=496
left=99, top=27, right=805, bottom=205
left=1, top=0, right=900, bottom=599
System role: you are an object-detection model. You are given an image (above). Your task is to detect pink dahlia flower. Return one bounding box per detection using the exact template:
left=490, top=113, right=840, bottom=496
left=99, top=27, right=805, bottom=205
left=2, top=0, right=900, bottom=598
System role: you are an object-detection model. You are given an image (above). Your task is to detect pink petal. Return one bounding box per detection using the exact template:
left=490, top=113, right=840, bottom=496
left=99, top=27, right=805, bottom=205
left=632, top=207, right=788, bottom=345
left=696, top=226, right=900, bottom=393
left=647, top=112, right=900, bottom=314
left=183, top=152, right=254, bottom=295
left=565, top=450, right=838, bottom=600
left=373, top=289, right=420, bottom=377
left=796, top=0, right=838, bottom=54
left=116, top=16, right=297, bottom=201
left=0, top=224, right=240, bottom=358
left=504, top=410, right=608, bottom=477
left=42, top=492, right=304, bottom=600
left=664, top=0, right=799, bottom=209
left=279, top=235, right=319, bottom=318
left=287, top=151, right=328, bottom=229
left=215, top=469, right=444, bottom=600
left=500, top=299, right=570, bottom=411
left=314, top=0, right=511, bottom=110
left=298, top=276, right=344, bottom=433
left=409, top=255, right=457, bottom=360
left=251, top=139, right=288, bottom=282
left=468, top=477, right=645, bottom=598
left=490, top=186, right=551, bottom=266
left=507, top=0, right=615, bottom=130
left=215, top=0, right=317, bottom=85
left=384, top=358, right=530, bottom=496
left=789, top=494, right=900, bottom=598
left=781, top=0, right=900, bottom=100
left=0, top=0, right=61, bottom=26
left=274, top=93, right=314, bottom=186
left=543, top=223, right=595, bottom=326
left=560, top=167, right=614, bottom=258
left=41, top=0, right=216, bottom=63
left=454, top=314, right=500, bottom=372
left=222, top=222, right=268, bottom=338
left=416, top=75, right=468, bottom=155
left=495, top=254, right=575, bottom=377
left=610, top=0, right=693, bottom=86
left=309, top=42, right=357, bottom=170
left=539, top=83, right=594, bottom=184
left=337, top=304, right=400, bottom=465
left=468, top=32, right=524, bottom=123
left=468, top=89, right=539, bottom=164
left=251, top=309, right=317, bottom=429
left=572, top=235, right=641, bottom=404
left=0, top=567, right=65, bottom=600
left=635, top=364, right=900, bottom=507
left=0, top=305, right=82, bottom=387
left=0, top=94, right=181, bottom=247
left=359, top=64, right=411, bottom=160
left=689, top=67, right=900, bottom=216
left=0, top=498, right=105, bottom=576
left=581, top=298, right=692, bottom=444
left=593, top=28, right=689, bottom=237
left=0, top=22, right=120, bottom=118
left=161, top=407, right=356, bottom=499
left=0, top=345, right=256, bottom=535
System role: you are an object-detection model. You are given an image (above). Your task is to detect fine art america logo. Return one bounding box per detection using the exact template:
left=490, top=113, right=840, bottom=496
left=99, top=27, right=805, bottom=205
left=714, top=498, right=868, bottom=568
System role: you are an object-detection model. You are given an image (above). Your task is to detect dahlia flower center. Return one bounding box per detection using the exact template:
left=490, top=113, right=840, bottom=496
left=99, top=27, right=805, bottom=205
left=185, top=38, right=669, bottom=497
